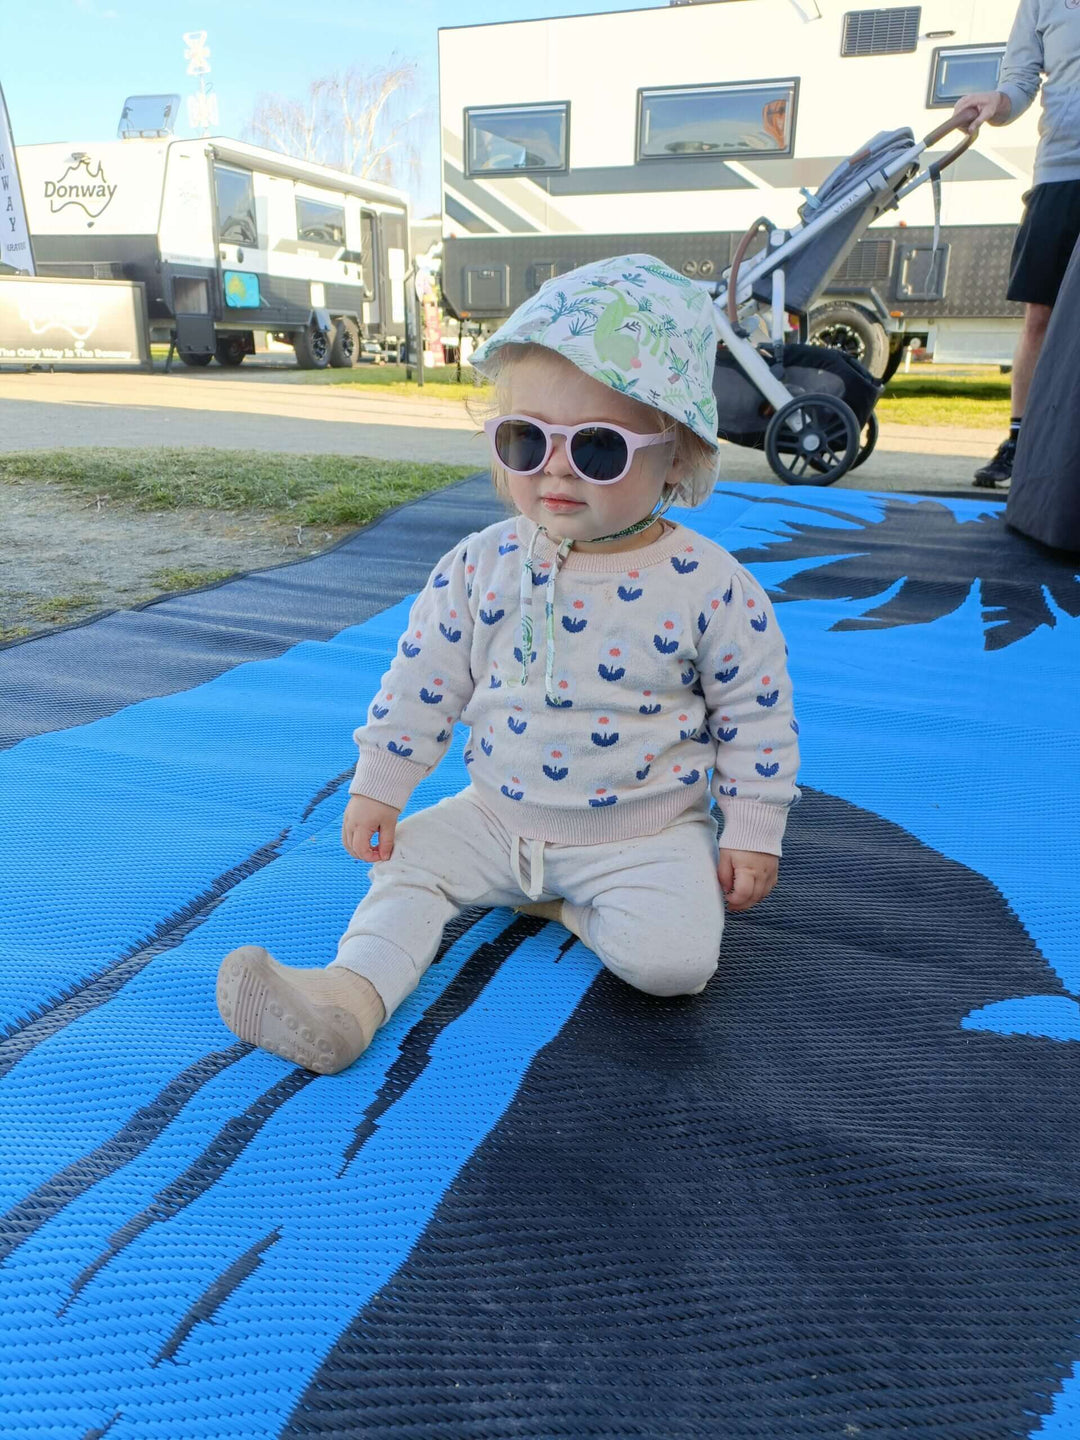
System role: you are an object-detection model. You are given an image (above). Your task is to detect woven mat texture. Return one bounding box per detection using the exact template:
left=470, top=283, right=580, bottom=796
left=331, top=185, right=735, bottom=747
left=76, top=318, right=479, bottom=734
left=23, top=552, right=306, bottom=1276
left=1, top=480, right=1078, bottom=1440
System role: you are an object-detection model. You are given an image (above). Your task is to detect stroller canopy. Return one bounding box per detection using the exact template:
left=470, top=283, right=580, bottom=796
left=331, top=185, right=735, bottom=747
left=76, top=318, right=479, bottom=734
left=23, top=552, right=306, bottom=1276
left=800, top=127, right=916, bottom=221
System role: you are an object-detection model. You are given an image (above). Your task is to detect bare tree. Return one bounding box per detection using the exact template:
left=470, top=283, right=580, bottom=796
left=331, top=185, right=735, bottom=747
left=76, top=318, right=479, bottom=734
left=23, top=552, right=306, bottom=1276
left=244, top=58, right=423, bottom=190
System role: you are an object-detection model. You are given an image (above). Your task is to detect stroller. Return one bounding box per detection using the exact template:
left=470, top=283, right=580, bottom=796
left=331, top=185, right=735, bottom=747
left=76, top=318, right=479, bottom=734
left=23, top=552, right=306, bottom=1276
left=710, top=109, right=977, bottom=485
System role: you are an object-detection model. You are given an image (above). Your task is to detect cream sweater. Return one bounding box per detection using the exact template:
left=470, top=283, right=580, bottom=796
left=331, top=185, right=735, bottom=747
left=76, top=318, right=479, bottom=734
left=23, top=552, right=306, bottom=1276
left=349, top=515, right=800, bottom=855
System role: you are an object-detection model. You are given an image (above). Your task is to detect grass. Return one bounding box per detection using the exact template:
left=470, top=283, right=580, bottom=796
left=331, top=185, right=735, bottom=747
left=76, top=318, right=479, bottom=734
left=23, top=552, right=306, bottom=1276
left=24, top=590, right=106, bottom=622
left=0, top=449, right=477, bottom=525
left=877, top=370, right=1012, bottom=428
left=299, top=358, right=1010, bottom=428
left=146, top=566, right=240, bottom=591
left=294, top=362, right=486, bottom=403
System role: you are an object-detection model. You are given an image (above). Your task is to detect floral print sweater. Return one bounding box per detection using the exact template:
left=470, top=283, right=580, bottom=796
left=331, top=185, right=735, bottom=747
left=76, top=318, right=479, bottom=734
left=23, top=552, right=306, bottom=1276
left=349, top=516, right=801, bottom=855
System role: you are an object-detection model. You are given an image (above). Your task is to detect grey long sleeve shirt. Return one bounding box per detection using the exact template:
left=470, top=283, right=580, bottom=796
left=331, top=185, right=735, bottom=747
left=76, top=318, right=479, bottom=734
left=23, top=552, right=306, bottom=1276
left=994, top=0, right=1080, bottom=185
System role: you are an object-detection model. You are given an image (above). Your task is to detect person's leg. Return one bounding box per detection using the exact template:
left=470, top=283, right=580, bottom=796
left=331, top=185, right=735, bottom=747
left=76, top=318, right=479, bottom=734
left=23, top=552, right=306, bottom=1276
left=973, top=303, right=1052, bottom=488
left=217, top=790, right=520, bottom=1072
left=976, top=179, right=1080, bottom=488
left=1011, top=303, right=1053, bottom=419
left=546, top=809, right=725, bottom=997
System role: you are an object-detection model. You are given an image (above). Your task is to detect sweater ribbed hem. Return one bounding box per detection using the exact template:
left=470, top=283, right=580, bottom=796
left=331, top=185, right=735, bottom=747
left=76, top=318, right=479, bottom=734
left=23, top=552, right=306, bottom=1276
left=469, top=776, right=709, bottom=845
left=1031, top=161, right=1080, bottom=188
left=349, top=747, right=427, bottom=812
left=714, top=797, right=788, bottom=857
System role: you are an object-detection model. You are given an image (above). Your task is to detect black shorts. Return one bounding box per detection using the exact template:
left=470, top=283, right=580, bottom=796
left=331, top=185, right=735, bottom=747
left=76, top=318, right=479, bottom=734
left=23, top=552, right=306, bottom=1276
left=1008, top=178, right=1080, bottom=307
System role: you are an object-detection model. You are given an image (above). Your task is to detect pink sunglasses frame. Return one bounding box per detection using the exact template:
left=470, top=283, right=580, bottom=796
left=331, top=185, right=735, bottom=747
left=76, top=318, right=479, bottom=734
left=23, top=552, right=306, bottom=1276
left=483, top=413, right=672, bottom=486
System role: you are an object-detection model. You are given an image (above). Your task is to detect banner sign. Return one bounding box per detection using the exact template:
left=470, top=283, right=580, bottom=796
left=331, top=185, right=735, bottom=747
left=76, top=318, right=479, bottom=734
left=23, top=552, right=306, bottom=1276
left=0, top=275, right=151, bottom=368
left=0, top=81, right=34, bottom=275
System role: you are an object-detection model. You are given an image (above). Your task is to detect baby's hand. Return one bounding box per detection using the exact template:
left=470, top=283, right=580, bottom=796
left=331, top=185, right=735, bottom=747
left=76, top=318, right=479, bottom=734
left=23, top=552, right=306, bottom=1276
left=342, top=795, right=401, bottom=863
left=717, top=848, right=779, bottom=912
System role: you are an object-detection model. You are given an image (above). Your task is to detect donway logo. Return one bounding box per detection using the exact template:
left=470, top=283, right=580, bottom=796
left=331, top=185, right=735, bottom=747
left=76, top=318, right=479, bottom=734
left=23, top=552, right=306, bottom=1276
left=45, top=156, right=116, bottom=219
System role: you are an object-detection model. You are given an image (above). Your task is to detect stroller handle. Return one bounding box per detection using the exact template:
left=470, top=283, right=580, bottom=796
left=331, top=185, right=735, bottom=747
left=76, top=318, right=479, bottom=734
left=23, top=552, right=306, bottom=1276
left=920, top=107, right=980, bottom=172
left=725, top=217, right=772, bottom=326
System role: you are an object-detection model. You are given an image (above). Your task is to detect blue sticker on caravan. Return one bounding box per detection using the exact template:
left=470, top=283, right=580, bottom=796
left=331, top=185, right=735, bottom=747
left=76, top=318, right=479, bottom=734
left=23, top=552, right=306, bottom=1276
left=223, top=270, right=260, bottom=308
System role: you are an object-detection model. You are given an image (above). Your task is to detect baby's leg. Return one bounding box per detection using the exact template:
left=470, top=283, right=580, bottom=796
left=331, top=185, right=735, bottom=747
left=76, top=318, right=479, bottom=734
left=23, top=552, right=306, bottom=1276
left=217, top=791, right=517, bottom=1073
left=551, top=811, right=724, bottom=997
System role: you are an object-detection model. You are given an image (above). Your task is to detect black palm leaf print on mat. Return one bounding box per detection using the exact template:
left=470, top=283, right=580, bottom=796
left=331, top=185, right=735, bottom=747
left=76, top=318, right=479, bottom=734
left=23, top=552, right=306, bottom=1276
left=721, top=492, right=1080, bottom=651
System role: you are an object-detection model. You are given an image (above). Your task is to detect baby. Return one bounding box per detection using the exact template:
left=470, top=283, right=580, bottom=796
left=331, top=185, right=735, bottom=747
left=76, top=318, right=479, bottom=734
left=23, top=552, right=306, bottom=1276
left=217, top=254, right=801, bottom=1074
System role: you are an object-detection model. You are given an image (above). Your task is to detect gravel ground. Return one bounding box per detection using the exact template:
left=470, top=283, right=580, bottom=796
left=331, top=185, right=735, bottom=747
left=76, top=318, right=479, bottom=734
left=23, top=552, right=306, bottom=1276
left=0, top=477, right=350, bottom=643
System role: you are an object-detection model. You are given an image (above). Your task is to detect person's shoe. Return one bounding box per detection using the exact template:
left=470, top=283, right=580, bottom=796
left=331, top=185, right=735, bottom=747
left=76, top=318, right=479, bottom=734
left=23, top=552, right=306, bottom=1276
left=973, top=436, right=1016, bottom=489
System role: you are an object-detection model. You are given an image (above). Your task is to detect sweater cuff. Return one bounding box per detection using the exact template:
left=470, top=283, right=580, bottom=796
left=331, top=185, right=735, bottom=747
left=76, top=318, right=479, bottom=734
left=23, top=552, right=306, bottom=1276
left=349, top=747, right=429, bottom=812
left=715, top=797, right=788, bottom=857
left=994, top=85, right=1028, bottom=123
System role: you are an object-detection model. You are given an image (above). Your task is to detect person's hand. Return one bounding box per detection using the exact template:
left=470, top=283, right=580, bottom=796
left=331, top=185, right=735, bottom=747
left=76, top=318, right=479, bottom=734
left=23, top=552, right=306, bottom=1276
left=717, top=848, right=779, bottom=912
left=342, top=796, right=400, bottom=862
left=951, top=91, right=1010, bottom=132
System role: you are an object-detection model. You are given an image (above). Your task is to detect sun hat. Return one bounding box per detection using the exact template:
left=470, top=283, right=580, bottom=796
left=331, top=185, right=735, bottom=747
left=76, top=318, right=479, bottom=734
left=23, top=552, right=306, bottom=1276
left=470, top=254, right=721, bottom=507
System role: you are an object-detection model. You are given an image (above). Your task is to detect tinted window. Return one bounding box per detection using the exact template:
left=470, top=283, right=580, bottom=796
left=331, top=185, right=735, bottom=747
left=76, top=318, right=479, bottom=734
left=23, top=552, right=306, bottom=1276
left=296, top=197, right=346, bottom=247
left=214, top=165, right=257, bottom=246
left=466, top=105, right=568, bottom=174
left=930, top=46, right=1005, bottom=106
left=638, top=82, right=795, bottom=159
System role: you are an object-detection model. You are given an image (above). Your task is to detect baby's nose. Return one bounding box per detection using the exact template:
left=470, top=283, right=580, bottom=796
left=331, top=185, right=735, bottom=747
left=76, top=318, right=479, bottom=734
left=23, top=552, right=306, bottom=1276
left=544, top=434, right=574, bottom=476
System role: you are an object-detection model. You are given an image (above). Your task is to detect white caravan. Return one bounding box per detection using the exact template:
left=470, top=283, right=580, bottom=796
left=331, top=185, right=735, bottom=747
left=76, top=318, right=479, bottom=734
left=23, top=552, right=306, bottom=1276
left=438, top=0, right=1041, bottom=375
left=16, top=96, right=411, bottom=368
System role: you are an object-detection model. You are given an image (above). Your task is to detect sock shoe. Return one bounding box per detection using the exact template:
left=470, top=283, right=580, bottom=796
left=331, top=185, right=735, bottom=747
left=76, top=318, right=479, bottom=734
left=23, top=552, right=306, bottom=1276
left=216, top=946, right=384, bottom=1075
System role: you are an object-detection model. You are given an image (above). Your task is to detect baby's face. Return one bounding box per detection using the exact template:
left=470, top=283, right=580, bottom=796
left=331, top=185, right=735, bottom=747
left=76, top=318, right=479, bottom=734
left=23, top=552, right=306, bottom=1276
left=502, top=349, right=678, bottom=549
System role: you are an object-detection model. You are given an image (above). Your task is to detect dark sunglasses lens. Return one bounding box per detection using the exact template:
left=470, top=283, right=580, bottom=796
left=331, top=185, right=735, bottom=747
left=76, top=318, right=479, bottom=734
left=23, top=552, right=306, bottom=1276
left=494, top=419, right=547, bottom=473
left=570, top=425, right=628, bottom=482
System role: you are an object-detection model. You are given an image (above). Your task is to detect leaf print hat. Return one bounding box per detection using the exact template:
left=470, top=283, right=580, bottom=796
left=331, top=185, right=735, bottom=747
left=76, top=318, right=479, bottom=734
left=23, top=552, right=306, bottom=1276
left=470, top=254, right=721, bottom=507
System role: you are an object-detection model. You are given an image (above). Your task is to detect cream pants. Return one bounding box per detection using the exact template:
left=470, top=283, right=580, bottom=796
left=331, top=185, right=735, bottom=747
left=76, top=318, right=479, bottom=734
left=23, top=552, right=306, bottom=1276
left=331, top=787, right=724, bottom=1018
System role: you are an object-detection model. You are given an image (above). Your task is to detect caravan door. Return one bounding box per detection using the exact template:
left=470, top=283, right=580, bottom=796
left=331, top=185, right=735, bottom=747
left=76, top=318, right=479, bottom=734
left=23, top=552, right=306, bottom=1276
left=212, top=161, right=266, bottom=318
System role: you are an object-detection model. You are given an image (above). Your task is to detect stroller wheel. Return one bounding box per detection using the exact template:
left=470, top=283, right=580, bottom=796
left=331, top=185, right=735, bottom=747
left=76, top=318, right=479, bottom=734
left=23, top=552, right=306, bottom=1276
left=764, top=394, right=859, bottom=486
left=852, top=412, right=880, bottom=471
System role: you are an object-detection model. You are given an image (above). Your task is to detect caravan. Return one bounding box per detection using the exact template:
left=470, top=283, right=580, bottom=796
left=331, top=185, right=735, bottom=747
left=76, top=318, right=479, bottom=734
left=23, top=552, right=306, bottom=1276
left=17, top=96, right=411, bottom=368
left=438, top=0, right=1040, bottom=375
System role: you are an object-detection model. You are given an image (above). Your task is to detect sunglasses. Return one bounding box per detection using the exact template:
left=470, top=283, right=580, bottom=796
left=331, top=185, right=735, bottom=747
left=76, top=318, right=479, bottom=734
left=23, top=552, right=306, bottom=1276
left=484, top=414, right=672, bottom=485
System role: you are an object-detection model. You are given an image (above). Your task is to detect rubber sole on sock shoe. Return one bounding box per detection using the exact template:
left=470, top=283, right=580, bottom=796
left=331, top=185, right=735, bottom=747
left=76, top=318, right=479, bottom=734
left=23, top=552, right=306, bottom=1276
left=216, top=945, right=365, bottom=1075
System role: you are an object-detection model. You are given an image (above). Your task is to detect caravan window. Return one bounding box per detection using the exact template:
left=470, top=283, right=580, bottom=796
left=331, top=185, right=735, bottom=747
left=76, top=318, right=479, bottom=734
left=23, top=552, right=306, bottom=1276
left=638, top=81, right=796, bottom=160
left=929, top=45, right=1006, bottom=108
left=296, top=197, right=347, bottom=248
left=465, top=104, right=569, bottom=175
left=214, top=165, right=257, bottom=246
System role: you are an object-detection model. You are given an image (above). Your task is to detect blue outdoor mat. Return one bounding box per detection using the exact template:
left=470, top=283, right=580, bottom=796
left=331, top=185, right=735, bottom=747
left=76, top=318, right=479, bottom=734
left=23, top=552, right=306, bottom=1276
left=2, top=479, right=1079, bottom=1440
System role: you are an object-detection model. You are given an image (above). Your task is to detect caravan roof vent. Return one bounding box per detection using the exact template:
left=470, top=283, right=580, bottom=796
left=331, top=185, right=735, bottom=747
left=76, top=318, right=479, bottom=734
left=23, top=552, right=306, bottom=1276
left=841, top=8, right=920, bottom=56
left=118, top=94, right=181, bottom=139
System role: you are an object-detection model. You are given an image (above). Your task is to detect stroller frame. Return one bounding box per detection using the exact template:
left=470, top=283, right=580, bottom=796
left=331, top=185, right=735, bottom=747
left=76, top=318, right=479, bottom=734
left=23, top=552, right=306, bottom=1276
left=710, top=110, right=977, bottom=485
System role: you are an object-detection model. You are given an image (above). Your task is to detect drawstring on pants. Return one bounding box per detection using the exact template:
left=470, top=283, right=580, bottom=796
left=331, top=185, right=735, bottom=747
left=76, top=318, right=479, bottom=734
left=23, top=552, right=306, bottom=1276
left=510, top=835, right=547, bottom=901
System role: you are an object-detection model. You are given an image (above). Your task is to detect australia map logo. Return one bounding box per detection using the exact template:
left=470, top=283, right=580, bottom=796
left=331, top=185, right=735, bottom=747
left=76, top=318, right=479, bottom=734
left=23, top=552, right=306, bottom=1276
left=44, top=155, right=116, bottom=220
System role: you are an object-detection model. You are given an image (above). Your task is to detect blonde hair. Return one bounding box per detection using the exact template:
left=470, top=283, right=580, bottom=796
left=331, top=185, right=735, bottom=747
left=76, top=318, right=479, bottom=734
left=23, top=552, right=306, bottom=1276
left=467, top=342, right=719, bottom=510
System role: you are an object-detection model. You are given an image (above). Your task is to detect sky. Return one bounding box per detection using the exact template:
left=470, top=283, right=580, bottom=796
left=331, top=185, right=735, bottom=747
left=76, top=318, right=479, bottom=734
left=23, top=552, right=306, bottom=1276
left=1, top=0, right=661, bottom=217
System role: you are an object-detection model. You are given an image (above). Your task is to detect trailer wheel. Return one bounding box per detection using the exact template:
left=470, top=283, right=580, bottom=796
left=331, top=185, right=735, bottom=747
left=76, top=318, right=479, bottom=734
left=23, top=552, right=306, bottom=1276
left=807, top=303, right=888, bottom=379
left=330, top=317, right=360, bottom=368
left=215, top=334, right=248, bottom=367
left=293, top=321, right=330, bottom=370
left=765, top=393, right=859, bottom=486
left=178, top=350, right=213, bottom=368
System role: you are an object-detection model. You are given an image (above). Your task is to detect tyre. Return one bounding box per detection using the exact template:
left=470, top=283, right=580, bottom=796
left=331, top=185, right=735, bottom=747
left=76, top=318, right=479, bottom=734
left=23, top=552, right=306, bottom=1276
left=880, top=342, right=907, bottom=386
left=807, top=303, right=889, bottom=379
left=292, top=321, right=331, bottom=370
left=329, top=316, right=360, bottom=368
left=178, top=350, right=213, bottom=368
left=215, top=334, right=248, bottom=367
left=852, top=411, right=879, bottom=470
left=764, top=393, right=860, bottom=486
